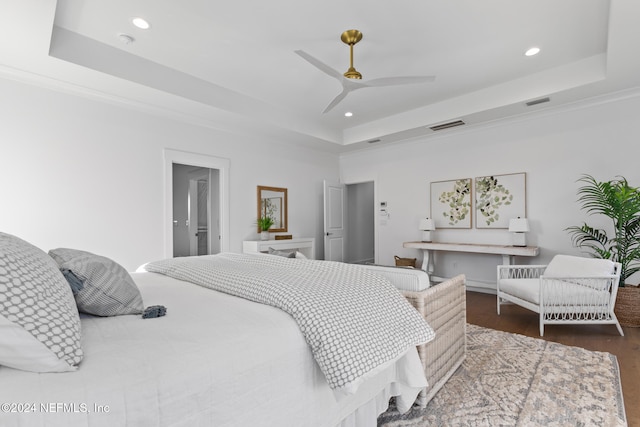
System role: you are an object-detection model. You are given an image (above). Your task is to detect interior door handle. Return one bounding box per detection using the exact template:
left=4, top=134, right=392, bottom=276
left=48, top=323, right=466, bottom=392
left=325, top=232, right=332, bottom=236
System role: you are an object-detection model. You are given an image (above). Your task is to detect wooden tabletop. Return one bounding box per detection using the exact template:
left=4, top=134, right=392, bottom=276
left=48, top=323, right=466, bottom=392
left=403, top=241, right=539, bottom=257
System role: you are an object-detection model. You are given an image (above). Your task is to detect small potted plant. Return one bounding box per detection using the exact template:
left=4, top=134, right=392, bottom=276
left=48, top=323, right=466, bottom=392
left=258, top=216, right=274, bottom=240
left=566, top=174, right=640, bottom=326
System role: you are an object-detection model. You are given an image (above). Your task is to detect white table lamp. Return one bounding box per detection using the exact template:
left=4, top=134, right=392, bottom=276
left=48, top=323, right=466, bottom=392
left=508, top=217, right=530, bottom=247
left=419, top=218, right=435, bottom=242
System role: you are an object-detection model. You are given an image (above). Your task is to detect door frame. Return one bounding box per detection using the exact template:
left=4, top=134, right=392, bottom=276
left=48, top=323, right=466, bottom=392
left=323, top=177, right=378, bottom=264
left=164, top=149, right=230, bottom=258
left=345, top=178, right=378, bottom=264
left=345, top=180, right=376, bottom=264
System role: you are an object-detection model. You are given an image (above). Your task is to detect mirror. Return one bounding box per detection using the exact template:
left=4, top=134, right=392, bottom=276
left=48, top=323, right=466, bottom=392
left=257, top=185, right=288, bottom=233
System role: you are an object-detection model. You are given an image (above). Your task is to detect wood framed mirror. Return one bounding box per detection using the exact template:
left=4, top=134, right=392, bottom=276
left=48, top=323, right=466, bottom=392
left=257, top=186, right=288, bottom=233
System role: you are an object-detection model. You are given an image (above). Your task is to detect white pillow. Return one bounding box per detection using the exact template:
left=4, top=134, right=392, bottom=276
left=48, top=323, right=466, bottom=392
left=0, top=232, right=83, bottom=372
left=267, top=247, right=296, bottom=258
left=544, top=255, right=615, bottom=277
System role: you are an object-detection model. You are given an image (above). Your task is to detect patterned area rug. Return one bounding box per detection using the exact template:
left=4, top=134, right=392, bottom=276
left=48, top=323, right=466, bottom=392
left=378, top=324, right=627, bottom=426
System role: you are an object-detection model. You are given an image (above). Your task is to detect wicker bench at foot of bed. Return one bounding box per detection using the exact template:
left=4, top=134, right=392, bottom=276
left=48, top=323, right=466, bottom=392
left=402, top=274, right=467, bottom=407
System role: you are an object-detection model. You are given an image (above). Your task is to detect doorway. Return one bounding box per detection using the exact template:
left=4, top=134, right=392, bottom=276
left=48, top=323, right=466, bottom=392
left=163, top=149, right=230, bottom=259
left=172, top=164, right=220, bottom=257
left=345, top=181, right=375, bottom=264
left=323, top=180, right=375, bottom=263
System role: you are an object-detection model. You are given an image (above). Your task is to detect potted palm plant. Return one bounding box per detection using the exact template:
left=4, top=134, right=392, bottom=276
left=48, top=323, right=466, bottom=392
left=566, top=174, right=640, bottom=326
left=258, top=216, right=274, bottom=241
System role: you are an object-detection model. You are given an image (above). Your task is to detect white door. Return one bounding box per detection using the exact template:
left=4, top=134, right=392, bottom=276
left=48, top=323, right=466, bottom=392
left=323, top=180, right=346, bottom=261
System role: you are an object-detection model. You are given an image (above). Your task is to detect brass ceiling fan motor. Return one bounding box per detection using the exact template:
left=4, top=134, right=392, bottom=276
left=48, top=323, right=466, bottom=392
left=341, top=29, right=363, bottom=80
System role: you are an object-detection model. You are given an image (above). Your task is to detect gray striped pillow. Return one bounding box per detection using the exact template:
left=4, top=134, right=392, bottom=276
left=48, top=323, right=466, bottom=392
left=49, top=248, right=143, bottom=316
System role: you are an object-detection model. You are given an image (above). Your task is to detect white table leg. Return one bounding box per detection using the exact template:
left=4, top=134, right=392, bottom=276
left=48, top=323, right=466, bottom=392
left=501, top=254, right=515, bottom=265
left=421, top=249, right=433, bottom=274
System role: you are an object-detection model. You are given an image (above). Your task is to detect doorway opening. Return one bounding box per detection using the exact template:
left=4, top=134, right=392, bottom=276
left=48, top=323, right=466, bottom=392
left=345, top=181, right=375, bottom=264
left=163, top=149, right=230, bottom=259
left=172, top=164, right=220, bottom=257
left=323, top=180, right=375, bottom=263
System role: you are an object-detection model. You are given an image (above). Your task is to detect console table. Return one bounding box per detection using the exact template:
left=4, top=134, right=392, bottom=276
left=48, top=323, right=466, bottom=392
left=243, top=237, right=315, bottom=259
left=403, top=241, right=539, bottom=292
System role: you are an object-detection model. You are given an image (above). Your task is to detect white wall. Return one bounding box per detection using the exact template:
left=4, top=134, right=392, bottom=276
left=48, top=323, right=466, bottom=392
left=340, top=91, right=640, bottom=285
left=3, top=74, right=639, bottom=282
left=0, top=77, right=339, bottom=270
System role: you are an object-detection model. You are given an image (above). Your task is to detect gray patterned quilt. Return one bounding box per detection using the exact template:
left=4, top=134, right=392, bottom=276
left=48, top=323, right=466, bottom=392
left=144, top=253, right=435, bottom=392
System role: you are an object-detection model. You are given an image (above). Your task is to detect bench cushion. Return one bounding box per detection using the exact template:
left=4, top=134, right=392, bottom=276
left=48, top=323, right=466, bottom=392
left=499, top=278, right=610, bottom=307
left=361, top=264, right=430, bottom=291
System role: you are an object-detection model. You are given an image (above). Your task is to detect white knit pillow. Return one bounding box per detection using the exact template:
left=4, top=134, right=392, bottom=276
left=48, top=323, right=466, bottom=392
left=0, top=232, right=83, bottom=372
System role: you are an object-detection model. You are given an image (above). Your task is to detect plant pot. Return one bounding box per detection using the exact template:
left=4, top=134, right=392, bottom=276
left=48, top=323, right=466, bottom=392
left=615, top=285, right=640, bottom=327
left=260, top=231, right=270, bottom=241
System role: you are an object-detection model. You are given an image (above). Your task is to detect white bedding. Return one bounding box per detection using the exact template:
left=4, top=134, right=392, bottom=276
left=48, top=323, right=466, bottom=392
left=0, top=272, right=427, bottom=427
left=144, top=253, right=434, bottom=393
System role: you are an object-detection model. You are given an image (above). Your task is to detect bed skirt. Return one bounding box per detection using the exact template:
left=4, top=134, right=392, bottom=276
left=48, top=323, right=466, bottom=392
left=402, top=274, right=467, bottom=407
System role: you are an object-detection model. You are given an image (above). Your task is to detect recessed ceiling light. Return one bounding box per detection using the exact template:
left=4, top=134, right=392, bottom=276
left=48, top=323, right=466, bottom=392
left=132, top=17, right=150, bottom=30
left=344, top=112, right=353, bottom=117
left=525, top=47, right=540, bottom=57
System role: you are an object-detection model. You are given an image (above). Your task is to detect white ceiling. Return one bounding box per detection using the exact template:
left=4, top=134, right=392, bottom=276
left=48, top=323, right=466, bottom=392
left=2, top=0, right=640, bottom=152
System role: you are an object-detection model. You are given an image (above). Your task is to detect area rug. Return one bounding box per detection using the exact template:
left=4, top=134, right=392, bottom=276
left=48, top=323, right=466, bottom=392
left=378, top=324, right=627, bottom=426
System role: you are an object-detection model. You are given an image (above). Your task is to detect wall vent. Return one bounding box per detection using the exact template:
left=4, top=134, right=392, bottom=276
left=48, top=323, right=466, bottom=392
left=429, top=120, right=466, bottom=131
left=525, top=97, right=550, bottom=107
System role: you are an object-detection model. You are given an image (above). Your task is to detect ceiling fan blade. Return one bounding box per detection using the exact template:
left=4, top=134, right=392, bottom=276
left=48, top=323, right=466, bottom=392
left=322, top=89, right=350, bottom=114
left=364, top=76, right=436, bottom=87
left=294, top=50, right=343, bottom=81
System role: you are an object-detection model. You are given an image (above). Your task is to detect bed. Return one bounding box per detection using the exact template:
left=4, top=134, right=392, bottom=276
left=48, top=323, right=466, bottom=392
left=0, top=232, right=466, bottom=426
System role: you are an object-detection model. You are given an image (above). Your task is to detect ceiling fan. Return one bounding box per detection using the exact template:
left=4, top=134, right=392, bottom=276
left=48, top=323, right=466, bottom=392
left=295, top=29, right=435, bottom=114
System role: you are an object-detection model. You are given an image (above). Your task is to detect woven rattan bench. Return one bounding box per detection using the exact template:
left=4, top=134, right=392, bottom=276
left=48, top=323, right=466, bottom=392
left=402, top=274, right=466, bottom=406
left=360, top=265, right=467, bottom=406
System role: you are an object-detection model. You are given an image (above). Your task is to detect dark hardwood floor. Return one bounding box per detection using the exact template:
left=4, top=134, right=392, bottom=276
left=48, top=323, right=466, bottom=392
left=466, top=291, right=640, bottom=427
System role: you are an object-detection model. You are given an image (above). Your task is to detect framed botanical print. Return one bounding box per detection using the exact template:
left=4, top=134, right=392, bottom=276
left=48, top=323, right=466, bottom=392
left=475, top=173, right=526, bottom=228
left=430, top=178, right=472, bottom=229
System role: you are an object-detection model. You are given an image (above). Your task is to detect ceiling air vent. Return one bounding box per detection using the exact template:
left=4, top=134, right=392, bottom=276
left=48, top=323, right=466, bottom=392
left=525, top=97, right=550, bottom=107
left=429, top=120, right=466, bottom=131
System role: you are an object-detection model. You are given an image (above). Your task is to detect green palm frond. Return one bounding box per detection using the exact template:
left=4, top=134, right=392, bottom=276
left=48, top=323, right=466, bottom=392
left=567, top=174, right=640, bottom=285
left=567, top=224, right=612, bottom=259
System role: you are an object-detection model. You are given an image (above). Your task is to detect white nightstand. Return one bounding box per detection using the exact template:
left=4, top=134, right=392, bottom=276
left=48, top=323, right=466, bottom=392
left=242, top=238, right=315, bottom=259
